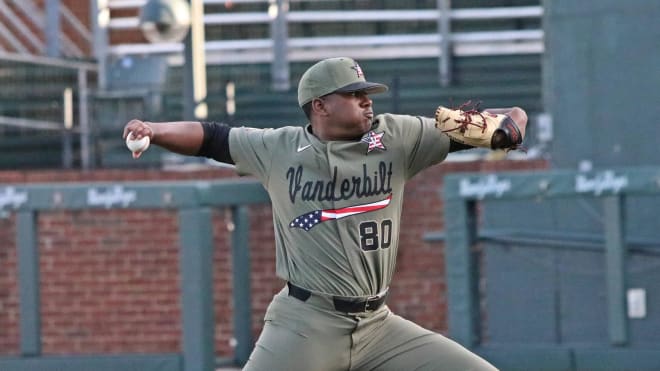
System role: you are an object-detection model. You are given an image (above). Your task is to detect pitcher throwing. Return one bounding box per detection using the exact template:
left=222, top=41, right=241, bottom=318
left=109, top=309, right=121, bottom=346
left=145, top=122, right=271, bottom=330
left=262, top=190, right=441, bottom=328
left=123, top=57, right=527, bottom=371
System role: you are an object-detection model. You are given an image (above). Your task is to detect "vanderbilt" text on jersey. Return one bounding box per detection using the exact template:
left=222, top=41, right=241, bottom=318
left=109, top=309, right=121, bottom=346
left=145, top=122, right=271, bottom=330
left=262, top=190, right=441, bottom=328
left=286, top=161, right=393, bottom=203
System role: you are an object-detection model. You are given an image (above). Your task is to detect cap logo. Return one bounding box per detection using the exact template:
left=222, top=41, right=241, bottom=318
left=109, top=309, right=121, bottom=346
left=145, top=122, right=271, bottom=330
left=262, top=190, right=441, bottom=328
left=351, top=62, right=364, bottom=79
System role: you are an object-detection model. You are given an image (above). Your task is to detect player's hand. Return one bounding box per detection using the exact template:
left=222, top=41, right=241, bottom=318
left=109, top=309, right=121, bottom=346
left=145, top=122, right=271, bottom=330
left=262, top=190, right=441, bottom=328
left=483, top=107, right=527, bottom=142
left=123, top=119, right=154, bottom=159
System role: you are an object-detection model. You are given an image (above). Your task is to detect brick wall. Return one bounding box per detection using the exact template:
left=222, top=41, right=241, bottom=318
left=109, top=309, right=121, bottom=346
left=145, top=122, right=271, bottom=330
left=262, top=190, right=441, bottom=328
left=0, top=159, right=546, bottom=358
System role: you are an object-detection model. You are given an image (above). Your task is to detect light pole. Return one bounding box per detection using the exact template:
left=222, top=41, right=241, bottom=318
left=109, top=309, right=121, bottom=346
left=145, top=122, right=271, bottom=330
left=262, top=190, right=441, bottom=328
left=139, top=0, right=207, bottom=121
left=182, top=0, right=208, bottom=121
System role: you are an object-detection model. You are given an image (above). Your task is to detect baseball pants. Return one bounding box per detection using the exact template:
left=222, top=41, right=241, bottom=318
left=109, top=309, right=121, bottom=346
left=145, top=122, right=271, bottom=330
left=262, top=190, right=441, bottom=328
left=242, top=285, right=497, bottom=371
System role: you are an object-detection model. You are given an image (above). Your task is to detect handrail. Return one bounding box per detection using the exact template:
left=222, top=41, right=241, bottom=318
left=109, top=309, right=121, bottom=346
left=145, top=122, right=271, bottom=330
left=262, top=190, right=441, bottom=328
left=0, top=115, right=73, bottom=132
left=112, top=30, right=541, bottom=52
left=61, top=5, right=93, bottom=44
left=109, top=6, right=543, bottom=29
left=4, top=0, right=90, bottom=58
left=0, top=21, right=29, bottom=53
left=57, top=3, right=88, bottom=57
left=0, top=1, right=43, bottom=51
left=109, top=0, right=271, bottom=8
left=59, top=34, right=84, bottom=57
left=0, top=50, right=98, bottom=70
left=105, top=4, right=543, bottom=64
left=108, top=29, right=543, bottom=65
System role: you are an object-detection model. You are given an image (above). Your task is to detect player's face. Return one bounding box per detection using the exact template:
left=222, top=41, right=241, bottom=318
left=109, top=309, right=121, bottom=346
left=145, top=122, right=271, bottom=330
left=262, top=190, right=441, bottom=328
left=317, top=91, right=374, bottom=140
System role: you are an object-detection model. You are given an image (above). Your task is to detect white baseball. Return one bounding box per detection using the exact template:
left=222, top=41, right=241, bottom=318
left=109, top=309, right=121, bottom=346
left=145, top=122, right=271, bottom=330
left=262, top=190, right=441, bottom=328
left=126, top=132, right=150, bottom=153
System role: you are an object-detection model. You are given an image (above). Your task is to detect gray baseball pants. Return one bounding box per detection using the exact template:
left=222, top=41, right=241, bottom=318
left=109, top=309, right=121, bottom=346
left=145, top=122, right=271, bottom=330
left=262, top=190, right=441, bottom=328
left=242, top=286, right=497, bottom=371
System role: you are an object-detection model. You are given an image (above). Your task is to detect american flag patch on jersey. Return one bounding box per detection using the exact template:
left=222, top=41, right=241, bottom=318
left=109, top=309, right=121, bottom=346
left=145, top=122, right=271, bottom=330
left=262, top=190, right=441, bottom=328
left=361, top=131, right=386, bottom=153
left=289, top=195, right=392, bottom=231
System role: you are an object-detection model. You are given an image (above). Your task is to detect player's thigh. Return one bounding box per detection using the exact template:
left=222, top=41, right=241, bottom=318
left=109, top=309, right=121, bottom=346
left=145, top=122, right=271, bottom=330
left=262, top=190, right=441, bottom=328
left=243, top=294, right=353, bottom=371
left=356, top=313, right=497, bottom=371
left=242, top=320, right=337, bottom=371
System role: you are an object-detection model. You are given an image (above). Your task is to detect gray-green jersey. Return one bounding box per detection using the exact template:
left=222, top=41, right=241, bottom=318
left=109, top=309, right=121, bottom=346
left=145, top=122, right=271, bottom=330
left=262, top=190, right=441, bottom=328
left=229, top=113, right=450, bottom=297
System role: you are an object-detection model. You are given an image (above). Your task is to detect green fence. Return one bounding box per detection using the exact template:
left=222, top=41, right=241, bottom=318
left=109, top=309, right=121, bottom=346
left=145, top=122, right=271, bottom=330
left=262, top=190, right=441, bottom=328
left=0, top=179, right=269, bottom=371
left=436, top=166, right=660, bottom=371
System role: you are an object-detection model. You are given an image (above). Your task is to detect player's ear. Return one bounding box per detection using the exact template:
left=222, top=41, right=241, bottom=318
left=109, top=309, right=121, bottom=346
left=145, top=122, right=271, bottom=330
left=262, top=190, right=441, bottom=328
left=312, top=98, right=329, bottom=116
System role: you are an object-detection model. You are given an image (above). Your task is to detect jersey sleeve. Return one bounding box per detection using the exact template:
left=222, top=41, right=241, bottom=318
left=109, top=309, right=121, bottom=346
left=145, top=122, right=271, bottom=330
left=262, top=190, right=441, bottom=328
left=393, top=115, right=451, bottom=179
left=228, top=127, right=274, bottom=182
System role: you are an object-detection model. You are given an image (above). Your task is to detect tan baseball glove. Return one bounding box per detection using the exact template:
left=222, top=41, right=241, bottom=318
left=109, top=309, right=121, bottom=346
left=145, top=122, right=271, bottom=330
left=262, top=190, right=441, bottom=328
left=435, top=104, right=524, bottom=151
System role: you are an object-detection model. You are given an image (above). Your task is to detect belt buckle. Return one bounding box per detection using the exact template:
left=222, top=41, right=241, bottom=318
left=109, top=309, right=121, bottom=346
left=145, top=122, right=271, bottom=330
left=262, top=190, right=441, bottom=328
left=343, top=293, right=386, bottom=315
left=346, top=299, right=370, bottom=315
left=363, top=295, right=380, bottom=312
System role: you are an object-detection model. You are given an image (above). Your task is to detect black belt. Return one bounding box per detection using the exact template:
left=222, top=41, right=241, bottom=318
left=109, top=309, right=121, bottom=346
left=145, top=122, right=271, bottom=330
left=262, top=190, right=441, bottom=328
left=287, top=282, right=387, bottom=313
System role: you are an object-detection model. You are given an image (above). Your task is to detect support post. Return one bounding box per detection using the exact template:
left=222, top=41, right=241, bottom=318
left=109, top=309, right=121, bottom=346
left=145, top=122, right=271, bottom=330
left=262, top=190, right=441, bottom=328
left=46, top=0, right=61, bottom=57
left=443, top=198, right=479, bottom=347
left=78, top=68, right=92, bottom=170
left=437, top=0, right=452, bottom=87
left=270, top=0, right=290, bottom=91
left=183, top=0, right=208, bottom=121
left=178, top=208, right=215, bottom=371
left=17, top=211, right=41, bottom=356
left=231, top=206, right=253, bottom=366
left=90, top=0, right=109, bottom=90
left=603, top=195, right=628, bottom=345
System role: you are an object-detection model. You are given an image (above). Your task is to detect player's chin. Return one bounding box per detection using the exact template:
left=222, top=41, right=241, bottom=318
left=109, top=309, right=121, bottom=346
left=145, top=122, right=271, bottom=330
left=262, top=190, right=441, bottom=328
left=360, top=117, right=374, bottom=131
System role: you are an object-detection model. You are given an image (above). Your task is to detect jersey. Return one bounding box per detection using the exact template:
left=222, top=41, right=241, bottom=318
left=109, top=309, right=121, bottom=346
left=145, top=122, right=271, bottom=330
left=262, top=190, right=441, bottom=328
left=229, top=113, right=450, bottom=297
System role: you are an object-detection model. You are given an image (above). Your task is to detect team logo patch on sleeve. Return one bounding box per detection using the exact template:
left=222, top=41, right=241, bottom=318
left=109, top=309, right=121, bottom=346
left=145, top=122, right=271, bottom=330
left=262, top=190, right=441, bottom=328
left=361, top=131, right=386, bottom=153
left=289, top=194, right=392, bottom=231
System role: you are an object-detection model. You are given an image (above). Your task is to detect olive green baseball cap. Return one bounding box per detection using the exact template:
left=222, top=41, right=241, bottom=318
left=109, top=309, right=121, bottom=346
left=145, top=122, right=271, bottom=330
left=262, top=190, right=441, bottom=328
left=297, top=57, right=389, bottom=107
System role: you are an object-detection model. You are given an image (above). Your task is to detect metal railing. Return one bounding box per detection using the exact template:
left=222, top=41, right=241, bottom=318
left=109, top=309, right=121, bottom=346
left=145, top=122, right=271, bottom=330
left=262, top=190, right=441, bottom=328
left=103, top=1, right=543, bottom=66
left=0, top=51, right=97, bottom=170
left=0, top=0, right=92, bottom=58
left=0, top=1, right=544, bottom=169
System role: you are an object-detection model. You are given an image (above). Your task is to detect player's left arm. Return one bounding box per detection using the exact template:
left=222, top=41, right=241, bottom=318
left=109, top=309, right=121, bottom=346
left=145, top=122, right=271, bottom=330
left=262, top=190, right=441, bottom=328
left=448, top=139, right=474, bottom=152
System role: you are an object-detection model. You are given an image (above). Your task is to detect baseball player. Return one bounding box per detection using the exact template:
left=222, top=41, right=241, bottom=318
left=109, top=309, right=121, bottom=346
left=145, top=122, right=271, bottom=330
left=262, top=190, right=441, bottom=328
left=123, top=57, right=527, bottom=371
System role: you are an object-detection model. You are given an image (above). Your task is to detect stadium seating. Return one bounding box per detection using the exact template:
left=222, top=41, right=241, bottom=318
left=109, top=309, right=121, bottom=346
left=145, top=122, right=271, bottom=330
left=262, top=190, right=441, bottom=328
left=0, top=0, right=542, bottom=169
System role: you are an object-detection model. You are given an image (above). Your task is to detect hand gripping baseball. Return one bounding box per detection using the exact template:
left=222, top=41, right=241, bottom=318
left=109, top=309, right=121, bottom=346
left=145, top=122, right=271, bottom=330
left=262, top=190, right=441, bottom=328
left=435, top=103, right=524, bottom=151
left=126, top=132, right=150, bottom=158
left=123, top=120, right=153, bottom=159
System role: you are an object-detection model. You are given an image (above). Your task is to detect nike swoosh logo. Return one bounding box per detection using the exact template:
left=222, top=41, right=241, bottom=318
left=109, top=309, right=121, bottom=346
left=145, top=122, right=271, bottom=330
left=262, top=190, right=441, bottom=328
left=297, top=144, right=312, bottom=153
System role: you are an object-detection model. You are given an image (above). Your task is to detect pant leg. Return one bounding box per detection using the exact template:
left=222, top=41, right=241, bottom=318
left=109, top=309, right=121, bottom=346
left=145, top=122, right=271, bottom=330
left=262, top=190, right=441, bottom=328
left=351, top=308, right=497, bottom=371
left=243, top=289, right=356, bottom=371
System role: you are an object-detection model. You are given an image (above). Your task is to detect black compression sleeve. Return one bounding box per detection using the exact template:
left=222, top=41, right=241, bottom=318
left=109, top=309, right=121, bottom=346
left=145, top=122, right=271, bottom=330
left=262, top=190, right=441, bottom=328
left=449, top=139, right=475, bottom=153
left=197, top=121, right=234, bottom=164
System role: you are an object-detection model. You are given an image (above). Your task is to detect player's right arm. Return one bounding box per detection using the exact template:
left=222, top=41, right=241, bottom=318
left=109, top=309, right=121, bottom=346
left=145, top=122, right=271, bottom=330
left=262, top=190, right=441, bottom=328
left=123, top=119, right=204, bottom=155
left=122, top=119, right=234, bottom=163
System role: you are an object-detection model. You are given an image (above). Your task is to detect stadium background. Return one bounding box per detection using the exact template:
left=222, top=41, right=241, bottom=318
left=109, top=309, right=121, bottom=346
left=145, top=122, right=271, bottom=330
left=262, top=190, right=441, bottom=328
left=0, top=0, right=658, bottom=370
